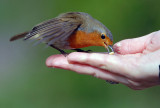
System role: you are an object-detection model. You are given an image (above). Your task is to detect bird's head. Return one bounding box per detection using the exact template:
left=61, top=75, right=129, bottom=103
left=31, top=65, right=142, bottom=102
left=68, top=12, right=114, bottom=53
left=86, top=20, right=114, bottom=53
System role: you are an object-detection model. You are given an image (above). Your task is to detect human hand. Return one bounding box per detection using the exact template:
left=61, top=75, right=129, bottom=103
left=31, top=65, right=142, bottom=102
left=46, top=31, right=160, bottom=90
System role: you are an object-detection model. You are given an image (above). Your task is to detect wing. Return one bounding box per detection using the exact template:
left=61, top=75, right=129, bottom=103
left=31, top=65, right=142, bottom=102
left=24, top=13, right=82, bottom=46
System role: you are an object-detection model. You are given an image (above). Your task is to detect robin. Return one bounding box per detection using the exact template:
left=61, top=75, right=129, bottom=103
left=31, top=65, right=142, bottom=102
left=10, top=12, right=114, bottom=55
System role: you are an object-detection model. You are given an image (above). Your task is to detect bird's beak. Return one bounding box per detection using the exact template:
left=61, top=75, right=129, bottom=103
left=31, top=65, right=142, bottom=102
left=104, top=42, right=114, bottom=53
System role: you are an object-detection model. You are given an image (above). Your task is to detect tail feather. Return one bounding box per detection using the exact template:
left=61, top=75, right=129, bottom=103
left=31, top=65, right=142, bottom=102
left=10, top=32, right=29, bottom=41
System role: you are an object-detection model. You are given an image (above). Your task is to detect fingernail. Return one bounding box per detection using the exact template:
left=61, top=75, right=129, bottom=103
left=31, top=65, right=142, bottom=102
left=116, top=42, right=121, bottom=47
left=46, top=58, right=53, bottom=67
left=113, top=42, right=121, bottom=54
left=53, top=61, right=61, bottom=67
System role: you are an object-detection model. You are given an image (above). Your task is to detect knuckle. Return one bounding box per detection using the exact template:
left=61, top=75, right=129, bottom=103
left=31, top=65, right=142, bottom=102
left=85, top=53, right=97, bottom=64
left=126, top=79, right=144, bottom=90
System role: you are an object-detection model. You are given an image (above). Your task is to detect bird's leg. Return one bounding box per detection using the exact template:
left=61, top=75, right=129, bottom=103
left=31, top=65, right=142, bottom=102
left=73, top=49, right=92, bottom=53
left=50, top=45, right=68, bottom=56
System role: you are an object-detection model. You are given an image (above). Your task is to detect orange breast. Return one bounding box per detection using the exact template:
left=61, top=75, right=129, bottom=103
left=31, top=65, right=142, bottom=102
left=68, top=30, right=105, bottom=49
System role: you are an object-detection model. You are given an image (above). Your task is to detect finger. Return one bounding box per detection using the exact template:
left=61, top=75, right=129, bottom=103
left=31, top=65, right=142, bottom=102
left=143, top=31, right=160, bottom=53
left=46, top=54, right=66, bottom=67
left=46, top=54, right=128, bottom=84
left=67, top=52, right=134, bottom=76
left=113, top=31, right=155, bottom=54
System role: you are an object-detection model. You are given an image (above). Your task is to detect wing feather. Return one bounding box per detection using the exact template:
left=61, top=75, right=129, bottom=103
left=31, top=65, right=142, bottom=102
left=24, top=13, right=82, bottom=47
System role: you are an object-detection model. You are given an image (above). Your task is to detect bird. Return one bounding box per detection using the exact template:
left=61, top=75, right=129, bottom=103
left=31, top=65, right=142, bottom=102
left=10, top=12, right=114, bottom=55
left=10, top=12, right=117, bottom=84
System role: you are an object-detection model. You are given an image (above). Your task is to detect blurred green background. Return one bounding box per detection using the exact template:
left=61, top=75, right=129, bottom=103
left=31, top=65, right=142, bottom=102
left=1, top=0, right=160, bottom=108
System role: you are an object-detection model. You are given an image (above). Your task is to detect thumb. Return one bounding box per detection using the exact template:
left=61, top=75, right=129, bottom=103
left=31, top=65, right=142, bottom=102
left=113, top=32, right=154, bottom=54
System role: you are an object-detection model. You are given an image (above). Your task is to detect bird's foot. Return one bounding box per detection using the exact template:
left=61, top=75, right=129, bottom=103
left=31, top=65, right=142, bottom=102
left=73, top=49, right=92, bottom=53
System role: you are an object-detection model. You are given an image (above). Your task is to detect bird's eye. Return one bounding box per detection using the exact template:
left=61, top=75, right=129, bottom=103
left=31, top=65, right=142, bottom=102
left=101, top=34, right=105, bottom=39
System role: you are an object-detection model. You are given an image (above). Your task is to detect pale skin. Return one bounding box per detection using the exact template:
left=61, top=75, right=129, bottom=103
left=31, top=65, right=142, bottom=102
left=46, top=30, right=160, bottom=90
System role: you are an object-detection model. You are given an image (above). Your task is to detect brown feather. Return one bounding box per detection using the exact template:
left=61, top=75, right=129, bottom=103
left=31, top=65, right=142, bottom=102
left=10, top=32, right=28, bottom=41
